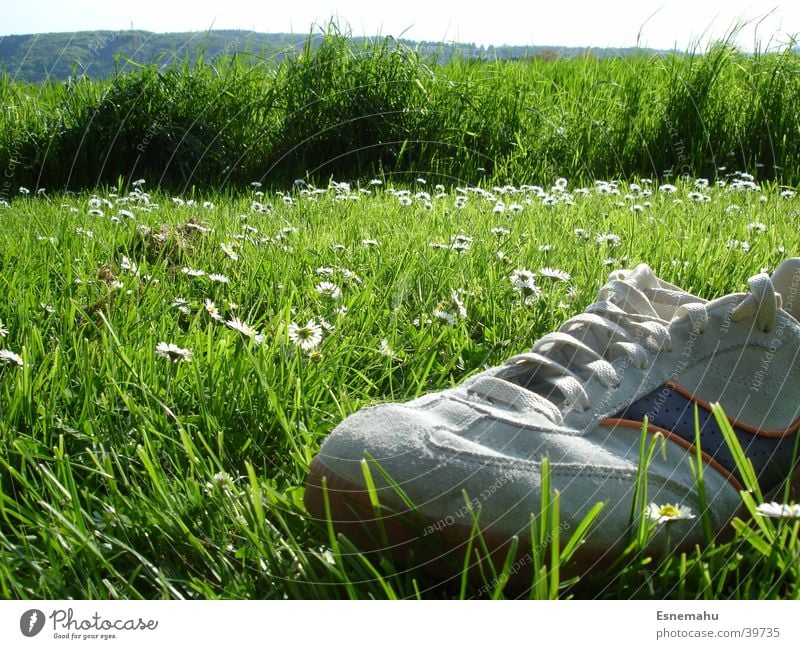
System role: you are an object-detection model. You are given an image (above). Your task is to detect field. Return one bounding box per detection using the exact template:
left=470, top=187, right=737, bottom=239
left=1, top=173, right=799, bottom=599
left=1, top=29, right=800, bottom=599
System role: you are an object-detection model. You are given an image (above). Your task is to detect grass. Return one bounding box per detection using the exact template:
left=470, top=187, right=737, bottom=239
left=1, top=173, right=799, bottom=599
left=2, top=28, right=800, bottom=196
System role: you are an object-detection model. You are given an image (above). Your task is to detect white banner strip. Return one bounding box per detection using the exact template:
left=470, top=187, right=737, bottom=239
left=1, top=600, right=797, bottom=648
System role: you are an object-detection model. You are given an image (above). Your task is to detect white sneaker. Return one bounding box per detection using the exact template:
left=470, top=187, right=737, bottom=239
left=306, top=259, right=800, bottom=573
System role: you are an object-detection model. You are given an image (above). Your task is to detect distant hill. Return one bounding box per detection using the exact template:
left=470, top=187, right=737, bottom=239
left=0, top=29, right=665, bottom=82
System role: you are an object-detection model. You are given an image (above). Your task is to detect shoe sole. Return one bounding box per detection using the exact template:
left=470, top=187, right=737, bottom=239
left=306, top=456, right=800, bottom=591
left=305, top=456, right=629, bottom=590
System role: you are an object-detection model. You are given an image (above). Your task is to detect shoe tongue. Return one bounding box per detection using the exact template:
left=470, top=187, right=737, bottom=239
left=600, top=264, right=662, bottom=318
left=610, top=263, right=661, bottom=292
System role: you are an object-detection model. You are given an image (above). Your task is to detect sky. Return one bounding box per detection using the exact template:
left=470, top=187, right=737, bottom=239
left=1, top=0, right=798, bottom=51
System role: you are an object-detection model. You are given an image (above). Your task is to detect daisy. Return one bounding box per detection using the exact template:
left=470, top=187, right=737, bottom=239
left=315, top=282, right=342, bottom=300
left=596, top=233, right=621, bottom=247
left=433, top=290, right=467, bottom=325
left=155, top=342, right=192, bottom=363
left=646, top=503, right=695, bottom=525
left=182, top=266, right=206, bottom=277
left=0, top=321, right=8, bottom=337
left=377, top=338, right=396, bottom=358
left=288, top=320, right=323, bottom=350
left=171, top=297, right=191, bottom=315
left=362, top=239, right=380, bottom=247
left=0, top=349, right=23, bottom=368
left=491, top=227, right=510, bottom=237
left=316, top=267, right=335, bottom=278
left=726, top=239, right=750, bottom=253
left=510, top=269, right=537, bottom=288
left=511, top=278, right=541, bottom=302
left=208, top=273, right=230, bottom=284
left=206, top=471, right=236, bottom=495
left=538, top=267, right=572, bottom=282
left=433, top=309, right=457, bottom=325
left=221, top=243, right=238, bottom=261
left=204, top=299, right=223, bottom=321
left=226, top=317, right=257, bottom=338
left=756, top=502, right=800, bottom=519
left=746, top=222, right=767, bottom=233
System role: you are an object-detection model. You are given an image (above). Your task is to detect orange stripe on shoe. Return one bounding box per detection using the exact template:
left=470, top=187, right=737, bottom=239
left=667, top=381, right=800, bottom=439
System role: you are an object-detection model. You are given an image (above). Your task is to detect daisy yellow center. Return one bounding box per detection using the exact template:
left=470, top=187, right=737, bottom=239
left=658, top=504, right=681, bottom=518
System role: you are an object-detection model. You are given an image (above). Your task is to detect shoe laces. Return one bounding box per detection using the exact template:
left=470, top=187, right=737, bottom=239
left=465, top=266, right=779, bottom=425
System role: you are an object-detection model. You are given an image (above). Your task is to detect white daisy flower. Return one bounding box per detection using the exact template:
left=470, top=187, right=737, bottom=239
left=182, top=267, right=206, bottom=277
left=510, top=268, right=537, bottom=288
left=208, top=273, right=230, bottom=284
left=155, top=342, right=192, bottom=363
left=377, top=338, right=396, bottom=358
left=646, top=503, right=695, bottom=524
left=221, top=243, right=239, bottom=261
left=204, top=299, right=223, bottom=321
left=288, top=320, right=323, bottom=350
left=596, top=233, right=621, bottom=247
left=538, top=267, right=572, bottom=282
left=0, top=349, right=23, bottom=368
left=746, top=222, right=767, bottom=233
left=171, top=297, right=191, bottom=315
left=433, top=309, right=457, bottom=325
left=756, top=502, right=800, bottom=519
left=226, top=317, right=257, bottom=338
left=0, top=321, right=8, bottom=337
left=315, top=282, right=342, bottom=300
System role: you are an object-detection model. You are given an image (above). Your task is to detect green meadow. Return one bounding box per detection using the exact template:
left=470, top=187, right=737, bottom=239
left=1, top=175, right=798, bottom=598
left=1, top=31, right=799, bottom=599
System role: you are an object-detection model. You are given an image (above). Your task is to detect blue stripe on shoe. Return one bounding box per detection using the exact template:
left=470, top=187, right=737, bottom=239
left=604, top=383, right=799, bottom=492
